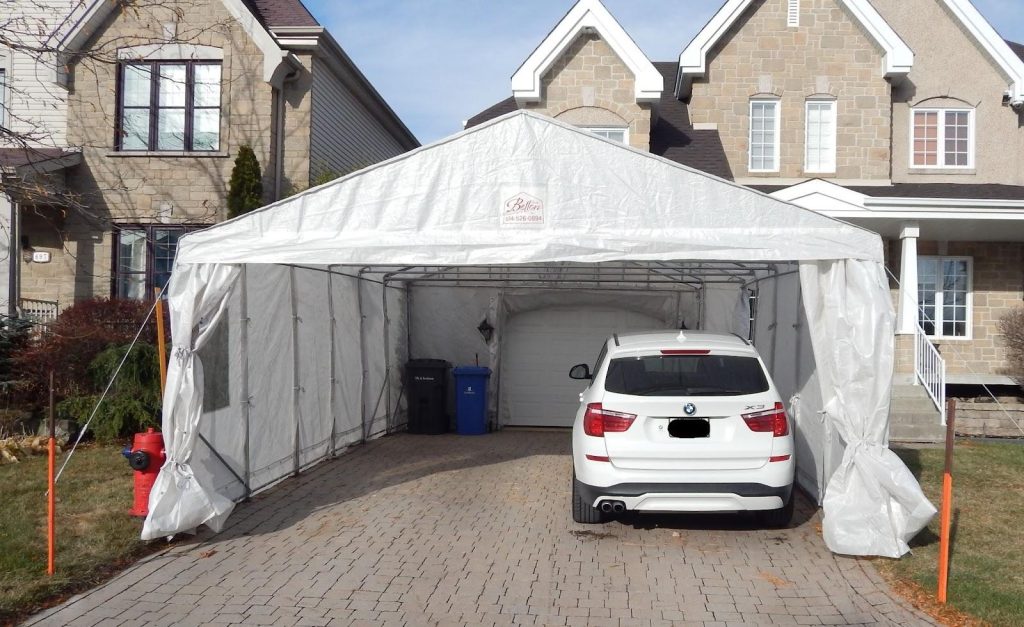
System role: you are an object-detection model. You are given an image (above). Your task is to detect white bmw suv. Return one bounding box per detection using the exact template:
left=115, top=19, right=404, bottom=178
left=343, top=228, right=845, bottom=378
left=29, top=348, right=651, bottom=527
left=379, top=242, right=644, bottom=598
left=570, top=330, right=795, bottom=527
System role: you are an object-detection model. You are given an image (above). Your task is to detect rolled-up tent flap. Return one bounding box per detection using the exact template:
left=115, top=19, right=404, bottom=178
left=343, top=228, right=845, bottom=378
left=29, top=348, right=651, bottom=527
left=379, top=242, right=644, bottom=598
left=799, top=259, right=937, bottom=557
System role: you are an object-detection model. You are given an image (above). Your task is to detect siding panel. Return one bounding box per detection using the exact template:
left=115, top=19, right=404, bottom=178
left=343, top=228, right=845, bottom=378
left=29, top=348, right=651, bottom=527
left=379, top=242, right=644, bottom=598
left=309, top=57, right=407, bottom=182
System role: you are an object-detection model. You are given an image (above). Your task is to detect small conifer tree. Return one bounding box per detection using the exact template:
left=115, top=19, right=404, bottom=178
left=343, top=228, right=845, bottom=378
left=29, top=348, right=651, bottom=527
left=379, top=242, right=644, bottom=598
left=227, top=144, right=263, bottom=218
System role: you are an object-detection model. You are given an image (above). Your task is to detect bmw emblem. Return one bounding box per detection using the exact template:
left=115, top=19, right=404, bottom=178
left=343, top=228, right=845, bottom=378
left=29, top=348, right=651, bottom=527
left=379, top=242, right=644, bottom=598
left=684, top=403, right=697, bottom=416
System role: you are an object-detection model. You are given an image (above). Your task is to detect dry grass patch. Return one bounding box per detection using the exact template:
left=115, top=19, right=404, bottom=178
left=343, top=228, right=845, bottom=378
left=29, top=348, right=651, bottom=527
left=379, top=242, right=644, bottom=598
left=877, top=441, right=1024, bottom=626
left=0, top=444, right=157, bottom=624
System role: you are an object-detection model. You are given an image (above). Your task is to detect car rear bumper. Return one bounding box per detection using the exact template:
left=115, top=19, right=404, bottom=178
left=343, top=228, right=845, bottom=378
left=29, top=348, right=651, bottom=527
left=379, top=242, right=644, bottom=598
left=576, top=478, right=792, bottom=512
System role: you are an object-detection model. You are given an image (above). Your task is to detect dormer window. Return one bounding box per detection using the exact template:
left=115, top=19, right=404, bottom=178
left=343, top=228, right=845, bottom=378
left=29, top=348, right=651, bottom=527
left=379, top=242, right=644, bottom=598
left=911, top=108, right=974, bottom=169
left=587, top=127, right=628, bottom=143
left=117, top=61, right=222, bottom=152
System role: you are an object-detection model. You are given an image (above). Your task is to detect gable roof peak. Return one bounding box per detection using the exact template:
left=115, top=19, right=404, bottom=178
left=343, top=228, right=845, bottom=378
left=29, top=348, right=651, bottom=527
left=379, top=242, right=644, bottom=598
left=511, top=0, right=663, bottom=103
left=676, top=0, right=913, bottom=98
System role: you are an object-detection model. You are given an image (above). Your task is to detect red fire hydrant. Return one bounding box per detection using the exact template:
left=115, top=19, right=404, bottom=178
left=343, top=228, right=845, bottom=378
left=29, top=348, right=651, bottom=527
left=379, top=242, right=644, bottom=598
left=122, top=428, right=165, bottom=517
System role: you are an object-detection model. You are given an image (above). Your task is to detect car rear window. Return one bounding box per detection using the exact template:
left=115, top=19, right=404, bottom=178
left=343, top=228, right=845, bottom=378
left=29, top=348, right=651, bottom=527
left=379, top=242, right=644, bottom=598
left=604, top=354, right=769, bottom=396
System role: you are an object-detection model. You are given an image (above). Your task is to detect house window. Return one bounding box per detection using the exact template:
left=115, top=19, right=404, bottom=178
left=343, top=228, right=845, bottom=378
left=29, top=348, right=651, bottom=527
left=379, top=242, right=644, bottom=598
left=917, top=256, right=972, bottom=339
left=805, top=100, right=836, bottom=173
left=117, top=61, right=222, bottom=152
left=911, top=109, right=973, bottom=168
left=113, top=225, right=202, bottom=299
left=587, top=127, right=628, bottom=143
left=749, top=100, right=780, bottom=172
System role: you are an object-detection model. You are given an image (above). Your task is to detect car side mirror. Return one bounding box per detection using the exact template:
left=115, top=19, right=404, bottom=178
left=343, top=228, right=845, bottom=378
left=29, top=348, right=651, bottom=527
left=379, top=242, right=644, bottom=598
left=569, top=364, right=592, bottom=380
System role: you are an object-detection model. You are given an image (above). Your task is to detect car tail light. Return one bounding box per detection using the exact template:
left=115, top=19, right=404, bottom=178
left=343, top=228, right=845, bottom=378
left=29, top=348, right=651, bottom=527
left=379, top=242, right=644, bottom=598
left=769, top=454, right=791, bottom=462
left=585, top=454, right=610, bottom=462
left=742, top=402, right=788, bottom=437
left=582, top=403, right=636, bottom=437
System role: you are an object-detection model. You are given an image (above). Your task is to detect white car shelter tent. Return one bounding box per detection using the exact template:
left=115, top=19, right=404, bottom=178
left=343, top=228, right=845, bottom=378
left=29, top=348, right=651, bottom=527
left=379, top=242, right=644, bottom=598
left=143, top=111, right=935, bottom=558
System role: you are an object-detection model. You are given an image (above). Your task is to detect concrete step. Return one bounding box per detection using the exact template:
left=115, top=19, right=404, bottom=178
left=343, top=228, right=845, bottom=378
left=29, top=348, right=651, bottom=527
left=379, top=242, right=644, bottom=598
left=889, top=422, right=946, bottom=443
left=889, top=383, right=945, bottom=443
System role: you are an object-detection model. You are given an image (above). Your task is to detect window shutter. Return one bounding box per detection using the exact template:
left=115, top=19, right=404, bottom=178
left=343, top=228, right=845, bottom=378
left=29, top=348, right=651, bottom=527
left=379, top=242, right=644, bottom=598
left=787, top=0, right=800, bottom=27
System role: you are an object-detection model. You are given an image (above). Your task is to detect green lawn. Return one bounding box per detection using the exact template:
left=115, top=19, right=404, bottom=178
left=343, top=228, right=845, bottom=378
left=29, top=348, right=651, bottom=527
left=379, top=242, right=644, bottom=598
left=0, top=444, right=150, bottom=623
left=880, top=441, right=1024, bottom=627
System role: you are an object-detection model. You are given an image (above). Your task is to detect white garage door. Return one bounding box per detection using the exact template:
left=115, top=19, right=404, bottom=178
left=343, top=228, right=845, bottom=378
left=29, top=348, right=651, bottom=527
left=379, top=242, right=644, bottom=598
left=501, top=306, right=666, bottom=427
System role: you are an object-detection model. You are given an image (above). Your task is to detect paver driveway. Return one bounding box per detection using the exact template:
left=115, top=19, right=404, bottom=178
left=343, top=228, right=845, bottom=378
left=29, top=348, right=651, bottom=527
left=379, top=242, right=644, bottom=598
left=26, top=431, right=933, bottom=626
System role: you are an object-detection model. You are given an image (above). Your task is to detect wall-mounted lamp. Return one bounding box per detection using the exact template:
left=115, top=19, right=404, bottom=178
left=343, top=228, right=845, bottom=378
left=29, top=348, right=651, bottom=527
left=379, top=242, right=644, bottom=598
left=477, top=319, right=494, bottom=343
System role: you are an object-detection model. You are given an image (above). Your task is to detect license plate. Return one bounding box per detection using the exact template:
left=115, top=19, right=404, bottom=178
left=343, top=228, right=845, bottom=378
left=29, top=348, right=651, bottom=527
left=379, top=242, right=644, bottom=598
left=668, top=418, right=710, bottom=439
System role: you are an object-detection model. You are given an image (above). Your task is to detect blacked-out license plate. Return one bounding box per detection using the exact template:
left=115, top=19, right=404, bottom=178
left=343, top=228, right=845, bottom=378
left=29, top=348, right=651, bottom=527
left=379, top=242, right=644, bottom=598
left=668, top=418, right=710, bottom=439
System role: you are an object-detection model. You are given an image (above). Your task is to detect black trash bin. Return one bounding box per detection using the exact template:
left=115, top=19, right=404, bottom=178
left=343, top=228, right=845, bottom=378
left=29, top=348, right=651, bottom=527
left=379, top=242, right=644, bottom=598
left=405, top=359, right=450, bottom=434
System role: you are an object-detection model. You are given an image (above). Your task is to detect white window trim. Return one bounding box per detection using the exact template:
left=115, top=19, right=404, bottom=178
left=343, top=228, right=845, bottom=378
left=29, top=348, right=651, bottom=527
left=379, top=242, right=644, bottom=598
left=748, top=99, right=781, bottom=173
left=585, top=127, right=629, bottom=144
left=918, top=255, right=973, bottom=341
left=804, top=99, right=837, bottom=174
left=909, top=108, right=975, bottom=170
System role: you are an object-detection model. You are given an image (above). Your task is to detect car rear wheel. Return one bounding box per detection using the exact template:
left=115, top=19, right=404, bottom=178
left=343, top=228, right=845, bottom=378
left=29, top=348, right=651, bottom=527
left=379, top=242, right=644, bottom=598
left=758, top=491, right=795, bottom=528
left=571, top=474, right=606, bottom=524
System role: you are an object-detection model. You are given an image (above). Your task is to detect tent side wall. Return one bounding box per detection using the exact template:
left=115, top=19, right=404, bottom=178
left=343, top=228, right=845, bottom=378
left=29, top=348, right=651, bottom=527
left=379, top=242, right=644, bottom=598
left=751, top=269, right=829, bottom=503
left=192, top=264, right=408, bottom=501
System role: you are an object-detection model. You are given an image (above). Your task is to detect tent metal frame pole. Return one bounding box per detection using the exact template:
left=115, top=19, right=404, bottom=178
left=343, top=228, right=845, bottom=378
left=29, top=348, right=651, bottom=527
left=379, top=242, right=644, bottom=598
left=327, top=264, right=338, bottom=457
left=357, top=268, right=370, bottom=443
left=382, top=278, right=392, bottom=434
left=289, top=265, right=300, bottom=476
left=239, top=266, right=251, bottom=499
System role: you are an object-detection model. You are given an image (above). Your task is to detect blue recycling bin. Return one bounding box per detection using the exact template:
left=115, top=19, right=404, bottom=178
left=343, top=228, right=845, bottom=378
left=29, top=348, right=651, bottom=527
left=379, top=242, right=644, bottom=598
left=453, top=366, right=491, bottom=435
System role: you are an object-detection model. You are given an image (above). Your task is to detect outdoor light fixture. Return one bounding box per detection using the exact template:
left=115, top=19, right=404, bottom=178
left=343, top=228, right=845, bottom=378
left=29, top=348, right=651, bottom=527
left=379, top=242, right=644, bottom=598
left=477, top=319, right=494, bottom=343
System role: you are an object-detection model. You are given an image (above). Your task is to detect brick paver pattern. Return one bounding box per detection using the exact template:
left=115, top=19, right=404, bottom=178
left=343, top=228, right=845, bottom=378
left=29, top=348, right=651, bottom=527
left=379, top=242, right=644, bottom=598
left=25, top=431, right=935, bottom=626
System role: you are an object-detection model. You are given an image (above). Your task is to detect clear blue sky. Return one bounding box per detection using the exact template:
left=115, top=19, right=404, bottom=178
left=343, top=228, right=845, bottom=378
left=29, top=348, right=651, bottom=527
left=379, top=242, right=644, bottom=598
left=305, top=0, right=1024, bottom=145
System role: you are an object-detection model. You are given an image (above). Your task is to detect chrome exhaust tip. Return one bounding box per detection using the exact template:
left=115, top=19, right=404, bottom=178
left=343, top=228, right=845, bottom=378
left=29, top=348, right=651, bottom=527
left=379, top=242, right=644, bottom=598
left=599, top=501, right=614, bottom=513
left=611, top=501, right=625, bottom=513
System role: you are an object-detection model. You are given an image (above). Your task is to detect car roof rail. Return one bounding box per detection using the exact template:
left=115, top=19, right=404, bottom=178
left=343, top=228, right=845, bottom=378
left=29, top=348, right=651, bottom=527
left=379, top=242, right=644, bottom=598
left=613, top=333, right=620, bottom=346
left=730, top=332, right=751, bottom=345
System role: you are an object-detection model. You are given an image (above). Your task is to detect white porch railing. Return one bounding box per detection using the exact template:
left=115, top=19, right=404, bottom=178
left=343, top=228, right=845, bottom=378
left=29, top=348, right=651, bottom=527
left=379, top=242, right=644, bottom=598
left=19, top=298, right=59, bottom=335
left=913, top=323, right=946, bottom=424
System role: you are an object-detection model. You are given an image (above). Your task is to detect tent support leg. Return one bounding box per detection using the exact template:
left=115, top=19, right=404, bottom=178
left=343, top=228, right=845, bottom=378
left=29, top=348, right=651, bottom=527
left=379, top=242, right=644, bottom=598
left=239, top=266, right=251, bottom=499
left=357, top=269, right=369, bottom=443
left=382, top=280, right=391, bottom=434
left=327, top=265, right=338, bottom=457
left=289, top=266, right=300, bottom=476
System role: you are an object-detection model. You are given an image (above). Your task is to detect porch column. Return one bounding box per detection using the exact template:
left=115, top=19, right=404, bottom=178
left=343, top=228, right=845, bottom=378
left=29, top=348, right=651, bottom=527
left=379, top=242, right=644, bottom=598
left=896, top=224, right=919, bottom=335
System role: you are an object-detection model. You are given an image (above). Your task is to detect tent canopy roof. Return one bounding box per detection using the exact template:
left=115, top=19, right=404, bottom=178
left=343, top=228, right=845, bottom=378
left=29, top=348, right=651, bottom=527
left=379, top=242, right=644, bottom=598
left=176, top=111, right=882, bottom=268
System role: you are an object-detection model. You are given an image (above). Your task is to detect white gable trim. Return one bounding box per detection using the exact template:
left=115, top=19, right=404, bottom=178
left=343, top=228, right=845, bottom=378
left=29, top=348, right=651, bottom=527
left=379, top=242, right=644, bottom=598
left=938, top=0, right=1024, bottom=106
left=56, top=0, right=288, bottom=85
left=677, top=0, right=913, bottom=98
left=768, top=179, right=1024, bottom=222
left=511, top=0, right=662, bottom=103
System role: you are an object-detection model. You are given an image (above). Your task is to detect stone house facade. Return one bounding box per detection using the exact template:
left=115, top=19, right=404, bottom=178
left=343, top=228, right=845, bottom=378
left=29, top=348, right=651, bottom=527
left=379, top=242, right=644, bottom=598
left=468, top=0, right=1024, bottom=437
left=4, top=0, right=417, bottom=310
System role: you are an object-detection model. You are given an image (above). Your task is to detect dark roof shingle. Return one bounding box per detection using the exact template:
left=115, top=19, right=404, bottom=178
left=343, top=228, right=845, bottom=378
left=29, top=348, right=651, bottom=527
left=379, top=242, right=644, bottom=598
left=465, top=97, right=519, bottom=129
left=649, top=62, right=732, bottom=180
left=246, top=0, right=319, bottom=28
left=1007, top=40, right=1024, bottom=63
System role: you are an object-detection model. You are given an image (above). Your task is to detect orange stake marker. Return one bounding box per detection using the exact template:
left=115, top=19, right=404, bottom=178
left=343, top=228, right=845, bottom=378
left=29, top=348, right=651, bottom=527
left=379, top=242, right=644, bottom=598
left=154, top=288, right=168, bottom=396
left=937, top=398, right=956, bottom=603
left=47, top=370, right=56, bottom=576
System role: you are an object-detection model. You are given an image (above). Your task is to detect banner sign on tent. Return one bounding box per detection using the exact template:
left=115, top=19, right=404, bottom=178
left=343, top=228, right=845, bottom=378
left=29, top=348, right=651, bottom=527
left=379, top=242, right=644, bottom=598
left=500, top=186, right=546, bottom=226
